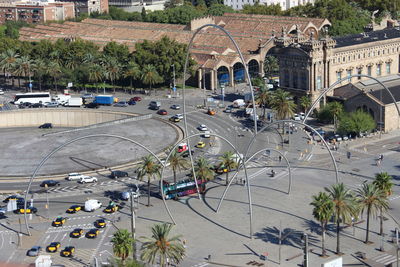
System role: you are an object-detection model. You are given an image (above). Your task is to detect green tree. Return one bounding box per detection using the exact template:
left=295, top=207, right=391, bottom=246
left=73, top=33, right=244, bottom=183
left=194, top=157, right=215, bottom=187
left=218, top=151, right=238, bottom=186
left=373, top=172, right=394, bottom=236
left=13, top=55, right=34, bottom=90
left=88, top=64, right=105, bottom=93
left=140, top=223, right=185, bottom=267
left=338, top=110, right=376, bottom=136
left=0, top=49, right=19, bottom=85
left=325, top=183, right=357, bottom=254
left=255, top=87, right=270, bottom=119
left=164, top=0, right=183, bottom=9
left=263, top=56, right=279, bottom=78
left=356, top=182, right=389, bottom=243
left=329, top=102, right=343, bottom=132
left=111, top=229, right=134, bottom=265
left=270, top=89, right=295, bottom=120
left=299, top=95, right=312, bottom=113
left=123, top=61, right=141, bottom=94
left=45, top=61, right=62, bottom=92
left=141, top=64, right=163, bottom=94
left=103, top=57, right=121, bottom=94
left=207, top=3, right=235, bottom=16
left=137, top=155, right=161, bottom=206
left=242, top=3, right=282, bottom=15
left=103, top=41, right=130, bottom=64
left=310, top=192, right=334, bottom=257
left=33, top=59, right=47, bottom=91
left=168, top=149, right=189, bottom=198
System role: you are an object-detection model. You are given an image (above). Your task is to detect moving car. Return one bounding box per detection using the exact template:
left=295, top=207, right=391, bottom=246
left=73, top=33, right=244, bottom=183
left=31, top=103, right=44, bottom=108
left=84, top=199, right=102, bottom=212
left=94, top=219, right=106, bottom=228
left=207, top=108, right=216, bottom=115
left=224, top=107, right=233, bottom=113
left=214, top=164, right=228, bottom=174
left=132, top=96, right=142, bottom=102
left=14, top=206, right=37, bottom=214
left=52, top=217, right=67, bottom=227
left=79, top=176, right=97, bottom=184
left=3, top=195, right=24, bottom=203
left=175, top=114, right=184, bottom=120
left=46, top=242, right=61, bottom=253
left=103, top=204, right=119, bottom=213
left=67, top=173, right=85, bottom=181
left=197, top=124, right=208, bottom=131
left=44, top=101, right=59, bottom=108
left=61, top=246, right=75, bottom=257
left=40, top=180, right=60, bottom=187
left=86, top=229, right=100, bottom=238
left=18, top=102, right=32, bottom=109
left=169, top=116, right=181, bottom=122
left=196, top=141, right=206, bottom=148
left=110, top=170, right=128, bottom=179
left=202, top=131, right=211, bottom=138
left=170, top=104, right=180, bottom=110
left=149, top=101, right=161, bottom=110
left=114, top=101, right=129, bottom=107
left=70, top=228, right=84, bottom=238
left=0, top=208, right=6, bottom=217
left=120, top=191, right=130, bottom=201
left=27, top=246, right=41, bottom=257
left=157, top=109, right=168, bottom=115
left=0, top=89, right=4, bottom=95
left=66, top=205, right=81, bottom=214
left=39, top=123, right=53, bottom=129
left=81, top=93, right=94, bottom=99
left=85, top=102, right=100, bottom=109
left=128, top=99, right=136, bottom=105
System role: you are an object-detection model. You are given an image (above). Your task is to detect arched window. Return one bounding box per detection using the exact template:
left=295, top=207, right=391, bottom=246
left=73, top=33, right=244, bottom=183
left=217, top=66, right=229, bottom=86
left=248, top=59, right=259, bottom=78
left=233, top=62, right=245, bottom=83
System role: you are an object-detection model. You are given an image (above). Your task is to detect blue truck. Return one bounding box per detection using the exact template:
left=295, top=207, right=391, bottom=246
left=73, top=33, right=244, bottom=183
left=94, top=95, right=114, bottom=105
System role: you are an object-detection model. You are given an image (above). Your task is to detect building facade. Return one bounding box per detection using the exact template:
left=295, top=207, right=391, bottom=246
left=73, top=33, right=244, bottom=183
left=0, top=1, right=75, bottom=24
left=224, top=0, right=315, bottom=11
left=55, top=0, right=108, bottom=15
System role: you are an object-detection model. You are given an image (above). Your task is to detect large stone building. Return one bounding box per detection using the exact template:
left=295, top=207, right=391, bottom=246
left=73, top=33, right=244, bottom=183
left=55, top=0, right=108, bottom=15
left=0, top=0, right=75, bottom=23
left=224, top=0, right=315, bottom=11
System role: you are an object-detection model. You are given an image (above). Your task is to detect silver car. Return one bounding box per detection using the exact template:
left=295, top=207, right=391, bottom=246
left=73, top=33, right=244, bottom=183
left=27, top=246, right=41, bottom=257
left=114, top=101, right=128, bottom=107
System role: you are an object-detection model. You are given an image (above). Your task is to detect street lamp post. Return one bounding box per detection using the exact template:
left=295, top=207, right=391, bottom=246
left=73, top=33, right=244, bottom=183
left=171, top=64, right=176, bottom=97
left=130, top=189, right=136, bottom=261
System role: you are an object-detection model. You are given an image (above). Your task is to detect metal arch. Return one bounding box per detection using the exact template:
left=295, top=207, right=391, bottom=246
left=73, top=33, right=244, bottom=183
left=216, top=147, right=291, bottom=213
left=243, top=120, right=339, bottom=182
left=23, top=134, right=164, bottom=236
left=160, top=132, right=254, bottom=238
left=304, top=74, right=400, bottom=122
left=182, top=23, right=258, bottom=136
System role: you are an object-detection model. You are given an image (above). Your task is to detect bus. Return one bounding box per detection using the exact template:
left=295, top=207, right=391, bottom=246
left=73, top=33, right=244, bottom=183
left=160, top=179, right=206, bottom=200
left=14, top=92, right=51, bottom=105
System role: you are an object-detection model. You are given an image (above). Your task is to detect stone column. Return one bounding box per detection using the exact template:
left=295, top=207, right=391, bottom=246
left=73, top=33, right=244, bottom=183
left=260, top=60, right=264, bottom=77
left=198, top=68, right=202, bottom=89
left=210, top=69, right=216, bottom=91
left=229, top=66, right=234, bottom=86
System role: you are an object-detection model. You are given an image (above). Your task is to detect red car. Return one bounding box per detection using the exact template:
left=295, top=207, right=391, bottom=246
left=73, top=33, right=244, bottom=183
left=132, top=96, right=142, bottom=102
left=157, top=109, right=168, bottom=115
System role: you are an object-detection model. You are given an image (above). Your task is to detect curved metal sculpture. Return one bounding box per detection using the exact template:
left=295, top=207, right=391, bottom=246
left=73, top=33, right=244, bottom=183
left=24, top=134, right=164, bottom=236
left=160, top=132, right=254, bottom=237
left=304, top=74, right=400, bottom=122
left=216, top=147, right=291, bottom=213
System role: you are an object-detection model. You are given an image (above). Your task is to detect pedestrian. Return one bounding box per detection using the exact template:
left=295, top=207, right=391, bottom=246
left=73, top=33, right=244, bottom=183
left=380, top=154, right=384, bottom=161
left=278, top=155, right=282, bottom=162
left=377, top=158, right=381, bottom=166
left=335, top=145, right=338, bottom=151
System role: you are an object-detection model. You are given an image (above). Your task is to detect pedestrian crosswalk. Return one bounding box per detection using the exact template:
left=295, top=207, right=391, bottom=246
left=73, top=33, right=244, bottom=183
left=45, top=178, right=132, bottom=194
left=370, top=253, right=399, bottom=266
left=191, top=262, right=209, bottom=267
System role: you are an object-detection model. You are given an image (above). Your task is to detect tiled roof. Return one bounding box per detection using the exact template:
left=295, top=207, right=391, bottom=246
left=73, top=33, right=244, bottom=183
left=334, top=27, right=400, bottom=48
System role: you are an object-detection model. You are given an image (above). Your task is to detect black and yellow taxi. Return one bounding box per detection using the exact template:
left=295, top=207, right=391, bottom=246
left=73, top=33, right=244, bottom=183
left=61, top=246, right=75, bottom=257
left=14, top=206, right=37, bottom=214
left=214, top=164, right=228, bottom=174
left=70, top=228, right=84, bottom=238
left=196, top=141, right=206, bottom=148
left=46, top=242, right=61, bottom=253
left=66, top=205, right=81, bottom=214
left=86, top=229, right=100, bottom=239
left=103, top=204, right=119, bottom=214
left=94, top=219, right=106, bottom=228
left=52, top=217, right=67, bottom=227
left=169, top=116, right=181, bottom=123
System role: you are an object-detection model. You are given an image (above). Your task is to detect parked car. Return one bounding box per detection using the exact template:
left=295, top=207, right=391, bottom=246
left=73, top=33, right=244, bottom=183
left=120, top=191, right=130, bottom=201
left=46, top=242, right=61, bottom=253
left=132, top=96, right=142, bottom=102
left=114, top=101, right=129, bottom=107
left=40, top=180, right=60, bottom=187
left=128, top=100, right=136, bottom=105
left=61, top=246, right=75, bottom=257
left=14, top=206, right=37, bottom=214
left=66, top=205, right=81, bottom=214
left=334, top=134, right=343, bottom=142
left=39, top=123, right=53, bottom=129
left=0, top=207, right=6, bottom=217
left=31, top=103, right=44, bottom=108
left=85, top=102, right=99, bottom=109
left=94, top=219, right=106, bottom=228
left=0, top=89, right=4, bottom=95
left=293, top=114, right=301, bottom=121
left=3, top=195, right=24, bottom=204
left=79, top=176, right=97, bottom=184
left=44, top=101, right=59, bottom=108
left=110, top=170, right=128, bottom=179
left=27, top=246, right=42, bottom=257
left=224, top=107, right=233, bottom=113
left=157, top=109, right=168, bottom=115
left=103, top=204, right=119, bottom=213
left=171, top=104, right=180, bottom=110
left=18, top=102, right=32, bottom=109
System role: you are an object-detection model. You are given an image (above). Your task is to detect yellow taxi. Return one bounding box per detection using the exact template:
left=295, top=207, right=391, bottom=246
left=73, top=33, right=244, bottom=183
left=94, top=219, right=106, bottom=228
left=214, top=164, right=228, bottom=174
left=169, top=116, right=181, bottom=123
left=52, top=217, right=66, bottom=227
left=86, top=229, right=99, bottom=239
left=196, top=141, right=206, bottom=148
left=66, top=205, right=81, bottom=214
left=207, top=108, right=216, bottom=115
left=14, top=207, right=37, bottom=214
left=70, top=228, right=84, bottom=238
left=46, top=242, right=61, bottom=253
left=61, top=246, right=75, bottom=257
left=103, top=204, right=119, bottom=214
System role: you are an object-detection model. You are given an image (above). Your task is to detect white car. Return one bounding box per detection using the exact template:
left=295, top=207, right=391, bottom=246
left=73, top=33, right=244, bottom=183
left=293, top=114, right=301, bottom=121
left=0, top=89, right=4, bottom=95
left=334, top=134, right=343, bottom=142
left=67, top=173, right=86, bottom=181
left=202, top=131, right=211, bottom=138
left=79, top=176, right=98, bottom=184
left=198, top=124, right=208, bottom=131
left=175, top=114, right=184, bottom=119
left=299, top=112, right=305, bottom=120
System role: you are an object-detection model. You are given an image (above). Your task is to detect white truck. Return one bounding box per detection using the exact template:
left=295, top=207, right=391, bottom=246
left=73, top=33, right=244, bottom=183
left=53, top=94, right=71, bottom=105
left=233, top=99, right=245, bottom=108
left=84, top=199, right=102, bottom=212
left=64, top=97, right=82, bottom=107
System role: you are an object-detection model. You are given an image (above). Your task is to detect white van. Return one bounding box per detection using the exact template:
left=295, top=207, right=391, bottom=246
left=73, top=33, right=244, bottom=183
left=233, top=99, right=245, bottom=108
left=67, top=173, right=85, bottom=181
left=84, top=199, right=102, bottom=212
left=64, top=97, right=82, bottom=107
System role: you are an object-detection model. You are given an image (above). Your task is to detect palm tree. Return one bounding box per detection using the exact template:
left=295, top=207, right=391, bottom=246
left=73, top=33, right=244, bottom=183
left=13, top=56, right=35, bottom=91
left=218, top=151, right=238, bottom=186
left=325, top=183, right=357, bottom=254
left=329, top=102, right=343, bottom=133
left=124, top=61, right=141, bottom=94
left=255, top=87, right=270, bottom=119
left=137, top=155, right=161, bottom=206
left=45, top=61, right=62, bottom=93
left=0, top=49, right=19, bottom=85
left=140, top=223, right=185, bottom=267
left=300, top=95, right=312, bottom=114
left=194, top=157, right=214, bottom=192
left=141, top=64, right=163, bottom=95
left=104, top=57, right=121, bottom=94
left=33, top=59, right=46, bottom=91
left=373, top=172, right=394, bottom=235
left=270, top=89, right=295, bottom=120
left=310, top=192, right=334, bottom=257
left=111, top=229, right=134, bottom=265
left=263, top=55, right=279, bottom=78
left=88, top=64, right=105, bottom=94
left=356, top=181, right=389, bottom=243
left=168, top=149, right=188, bottom=199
